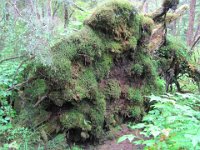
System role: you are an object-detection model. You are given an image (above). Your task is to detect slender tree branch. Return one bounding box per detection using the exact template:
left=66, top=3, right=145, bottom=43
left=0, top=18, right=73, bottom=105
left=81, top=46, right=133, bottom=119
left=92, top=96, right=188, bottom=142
left=7, top=77, right=36, bottom=91
left=0, top=55, right=25, bottom=64
left=7, top=1, right=22, bottom=17
left=52, top=1, right=60, bottom=18
left=33, top=95, right=47, bottom=108
left=191, top=35, right=200, bottom=50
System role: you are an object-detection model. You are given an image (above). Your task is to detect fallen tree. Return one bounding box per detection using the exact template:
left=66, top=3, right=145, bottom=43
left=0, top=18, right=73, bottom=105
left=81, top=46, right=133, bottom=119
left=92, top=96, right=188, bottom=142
left=9, top=0, right=200, bottom=147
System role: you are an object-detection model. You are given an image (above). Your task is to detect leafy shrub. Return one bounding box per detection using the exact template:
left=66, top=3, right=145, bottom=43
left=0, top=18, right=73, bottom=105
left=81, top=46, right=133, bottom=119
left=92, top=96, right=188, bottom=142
left=118, top=93, right=200, bottom=149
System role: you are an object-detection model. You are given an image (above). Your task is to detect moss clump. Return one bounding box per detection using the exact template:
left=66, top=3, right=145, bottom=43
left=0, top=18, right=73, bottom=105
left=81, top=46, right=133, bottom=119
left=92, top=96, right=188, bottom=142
left=157, top=36, right=189, bottom=75
left=131, top=64, right=144, bottom=76
left=48, top=91, right=65, bottom=107
left=128, top=88, right=143, bottom=103
left=64, top=68, right=98, bottom=101
left=128, top=36, right=138, bottom=50
left=104, top=79, right=121, bottom=99
left=130, top=106, right=143, bottom=118
left=158, top=36, right=188, bottom=60
left=109, top=41, right=123, bottom=53
left=60, top=110, right=92, bottom=131
left=85, top=0, right=141, bottom=41
left=136, top=53, right=158, bottom=81
left=140, top=15, right=154, bottom=35
left=72, top=92, right=106, bottom=139
left=12, top=0, right=165, bottom=143
left=24, top=79, right=47, bottom=99
left=154, top=78, right=165, bottom=94
left=95, top=54, right=113, bottom=80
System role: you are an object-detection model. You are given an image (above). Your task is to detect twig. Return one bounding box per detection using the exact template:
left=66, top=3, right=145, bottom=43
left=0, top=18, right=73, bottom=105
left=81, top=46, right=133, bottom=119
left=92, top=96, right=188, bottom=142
left=73, top=3, right=85, bottom=12
left=7, top=1, right=22, bottom=17
left=10, top=55, right=35, bottom=90
left=52, top=1, right=60, bottom=18
left=33, top=95, right=47, bottom=108
left=7, top=77, right=36, bottom=91
left=0, top=55, right=25, bottom=64
left=11, top=59, right=28, bottom=89
left=191, top=35, right=200, bottom=51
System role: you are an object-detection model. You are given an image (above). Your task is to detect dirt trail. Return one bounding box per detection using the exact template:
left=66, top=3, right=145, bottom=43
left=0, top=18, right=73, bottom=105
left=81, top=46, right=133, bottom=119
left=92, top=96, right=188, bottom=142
left=85, top=125, right=144, bottom=150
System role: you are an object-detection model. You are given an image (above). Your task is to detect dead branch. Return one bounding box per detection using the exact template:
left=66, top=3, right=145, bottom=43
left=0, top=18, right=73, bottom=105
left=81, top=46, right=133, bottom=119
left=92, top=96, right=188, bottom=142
left=7, top=1, right=22, bottom=17
left=148, top=5, right=188, bottom=53
left=33, top=95, right=47, bottom=108
left=73, top=3, right=85, bottom=12
left=150, top=0, right=179, bottom=22
left=191, top=34, right=200, bottom=50
left=11, top=59, right=29, bottom=89
left=0, top=55, right=25, bottom=64
left=7, top=77, right=36, bottom=91
left=10, top=55, right=35, bottom=89
left=165, top=4, right=188, bottom=24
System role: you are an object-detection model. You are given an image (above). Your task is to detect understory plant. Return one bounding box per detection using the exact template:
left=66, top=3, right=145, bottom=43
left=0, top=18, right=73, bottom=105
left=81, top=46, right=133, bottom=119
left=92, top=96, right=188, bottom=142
left=118, top=93, right=200, bottom=150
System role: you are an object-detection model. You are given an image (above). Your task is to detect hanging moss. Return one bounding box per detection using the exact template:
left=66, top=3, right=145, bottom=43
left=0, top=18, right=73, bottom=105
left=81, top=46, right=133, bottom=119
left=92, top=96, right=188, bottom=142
left=90, top=92, right=106, bottom=138
left=60, top=110, right=92, bottom=132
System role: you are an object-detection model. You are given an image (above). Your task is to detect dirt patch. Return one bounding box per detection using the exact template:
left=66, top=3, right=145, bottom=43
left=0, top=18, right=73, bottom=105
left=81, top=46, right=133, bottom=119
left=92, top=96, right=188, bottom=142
left=84, top=124, right=144, bottom=150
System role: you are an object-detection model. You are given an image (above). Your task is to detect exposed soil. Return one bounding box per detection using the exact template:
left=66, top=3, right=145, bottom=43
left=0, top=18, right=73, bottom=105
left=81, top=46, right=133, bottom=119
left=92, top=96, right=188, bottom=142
left=84, top=124, right=144, bottom=150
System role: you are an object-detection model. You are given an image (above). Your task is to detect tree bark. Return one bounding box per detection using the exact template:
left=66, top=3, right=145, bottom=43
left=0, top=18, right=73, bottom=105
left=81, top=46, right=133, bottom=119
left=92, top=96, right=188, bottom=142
left=187, top=0, right=196, bottom=46
left=64, top=3, right=69, bottom=29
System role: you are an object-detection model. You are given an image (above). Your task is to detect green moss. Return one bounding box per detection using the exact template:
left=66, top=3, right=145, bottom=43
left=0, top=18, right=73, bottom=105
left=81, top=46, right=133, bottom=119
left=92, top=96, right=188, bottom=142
left=104, top=79, right=121, bottom=99
left=158, top=36, right=188, bottom=60
left=128, top=88, right=143, bottom=103
left=95, top=54, right=113, bottom=79
left=72, top=92, right=106, bottom=138
left=87, top=92, right=106, bottom=138
left=130, top=106, right=143, bottom=118
left=24, top=79, right=47, bottom=99
left=64, top=68, right=98, bottom=101
left=109, top=41, right=123, bottom=53
left=140, top=15, right=154, bottom=35
left=138, top=53, right=158, bottom=81
left=128, top=36, right=138, bottom=49
left=85, top=0, right=141, bottom=41
left=60, top=110, right=92, bottom=131
left=131, top=64, right=144, bottom=76
left=154, top=78, right=165, bottom=94
left=48, top=91, right=65, bottom=107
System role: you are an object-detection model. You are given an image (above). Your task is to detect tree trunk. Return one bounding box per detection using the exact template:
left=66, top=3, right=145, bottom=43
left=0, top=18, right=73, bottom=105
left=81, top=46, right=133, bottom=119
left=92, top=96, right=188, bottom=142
left=187, top=0, right=196, bottom=46
left=64, top=3, right=69, bottom=29
left=143, top=1, right=148, bottom=13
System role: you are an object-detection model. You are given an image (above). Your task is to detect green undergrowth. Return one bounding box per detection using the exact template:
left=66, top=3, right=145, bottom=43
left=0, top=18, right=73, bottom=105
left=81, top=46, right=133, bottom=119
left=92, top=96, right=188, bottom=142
left=118, top=93, right=200, bottom=150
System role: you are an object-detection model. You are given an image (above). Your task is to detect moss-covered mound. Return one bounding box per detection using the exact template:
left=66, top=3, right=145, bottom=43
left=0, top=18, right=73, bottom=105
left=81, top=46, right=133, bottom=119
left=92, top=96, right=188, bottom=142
left=12, top=0, right=164, bottom=143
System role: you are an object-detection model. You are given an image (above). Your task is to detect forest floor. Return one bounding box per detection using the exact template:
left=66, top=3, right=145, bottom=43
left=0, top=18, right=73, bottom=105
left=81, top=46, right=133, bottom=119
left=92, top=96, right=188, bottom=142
left=84, top=124, right=144, bottom=150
